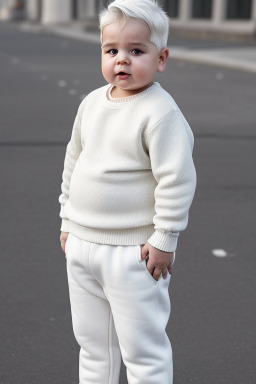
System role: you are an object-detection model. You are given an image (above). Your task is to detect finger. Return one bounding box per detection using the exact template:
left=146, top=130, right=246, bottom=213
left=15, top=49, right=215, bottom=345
left=162, top=267, right=168, bottom=279
left=167, top=265, right=173, bottom=275
left=153, top=268, right=162, bottom=281
left=145, top=257, right=155, bottom=276
left=141, top=244, right=148, bottom=260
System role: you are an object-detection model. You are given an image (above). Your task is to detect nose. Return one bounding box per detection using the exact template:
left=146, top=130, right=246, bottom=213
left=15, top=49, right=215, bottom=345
left=116, top=51, right=130, bottom=65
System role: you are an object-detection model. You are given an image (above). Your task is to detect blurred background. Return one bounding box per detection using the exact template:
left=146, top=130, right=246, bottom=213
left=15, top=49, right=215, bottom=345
left=0, top=1, right=255, bottom=384
left=1, top=0, right=256, bottom=41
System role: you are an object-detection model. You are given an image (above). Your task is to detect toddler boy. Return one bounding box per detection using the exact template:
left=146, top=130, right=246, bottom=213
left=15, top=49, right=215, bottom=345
left=59, top=0, right=197, bottom=383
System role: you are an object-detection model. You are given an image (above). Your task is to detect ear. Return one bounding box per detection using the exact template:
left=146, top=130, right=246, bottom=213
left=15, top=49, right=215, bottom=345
left=157, top=47, right=169, bottom=73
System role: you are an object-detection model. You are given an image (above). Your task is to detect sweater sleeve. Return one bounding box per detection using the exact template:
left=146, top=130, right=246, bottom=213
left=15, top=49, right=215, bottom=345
left=145, top=110, right=197, bottom=252
left=58, top=103, right=84, bottom=232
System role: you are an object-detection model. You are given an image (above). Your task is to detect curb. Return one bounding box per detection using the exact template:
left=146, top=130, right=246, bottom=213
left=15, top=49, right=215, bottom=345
left=170, top=47, right=256, bottom=74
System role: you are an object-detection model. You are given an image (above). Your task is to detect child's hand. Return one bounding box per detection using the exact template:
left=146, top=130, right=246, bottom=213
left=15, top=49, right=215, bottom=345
left=60, top=231, right=69, bottom=254
left=141, top=242, right=174, bottom=281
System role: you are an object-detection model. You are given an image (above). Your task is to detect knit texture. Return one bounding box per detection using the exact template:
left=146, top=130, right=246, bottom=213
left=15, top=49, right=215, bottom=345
left=59, top=82, right=196, bottom=252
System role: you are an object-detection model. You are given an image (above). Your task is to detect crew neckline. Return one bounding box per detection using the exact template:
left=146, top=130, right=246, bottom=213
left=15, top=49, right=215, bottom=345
left=104, top=82, right=159, bottom=109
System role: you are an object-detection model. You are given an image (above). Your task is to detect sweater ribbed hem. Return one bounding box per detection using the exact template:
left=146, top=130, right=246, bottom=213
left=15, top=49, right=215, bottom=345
left=61, top=220, right=179, bottom=251
left=147, top=230, right=179, bottom=252
left=66, top=221, right=155, bottom=246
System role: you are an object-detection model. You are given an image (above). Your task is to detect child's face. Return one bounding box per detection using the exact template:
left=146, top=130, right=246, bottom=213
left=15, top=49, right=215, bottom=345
left=101, top=18, right=168, bottom=98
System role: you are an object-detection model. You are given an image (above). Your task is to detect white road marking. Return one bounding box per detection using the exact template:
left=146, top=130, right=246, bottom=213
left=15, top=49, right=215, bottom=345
left=69, top=88, right=77, bottom=96
left=60, top=41, right=69, bottom=50
left=58, top=80, right=67, bottom=87
left=212, top=249, right=228, bottom=257
left=216, top=73, right=224, bottom=80
left=40, top=74, right=48, bottom=81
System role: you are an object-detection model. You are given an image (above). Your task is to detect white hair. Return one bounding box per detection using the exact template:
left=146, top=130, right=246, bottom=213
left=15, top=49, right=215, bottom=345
left=99, top=0, right=170, bottom=53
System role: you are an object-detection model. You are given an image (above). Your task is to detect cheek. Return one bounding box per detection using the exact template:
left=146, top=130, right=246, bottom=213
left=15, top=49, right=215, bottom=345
left=102, top=59, right=113, bottom=77
left=133, top=61, right=153, bottom=79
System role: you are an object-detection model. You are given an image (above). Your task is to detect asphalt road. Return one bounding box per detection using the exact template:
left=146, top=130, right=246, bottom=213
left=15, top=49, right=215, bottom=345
left=0, top=21, right=255, bottom=384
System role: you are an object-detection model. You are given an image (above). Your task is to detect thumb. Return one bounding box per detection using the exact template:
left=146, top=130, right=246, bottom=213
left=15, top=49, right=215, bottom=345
left=141, top=243, right=149, bottom=260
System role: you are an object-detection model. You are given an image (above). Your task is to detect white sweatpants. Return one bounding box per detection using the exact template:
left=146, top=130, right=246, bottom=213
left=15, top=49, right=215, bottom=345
left=65, top=233, right=173, bottom=384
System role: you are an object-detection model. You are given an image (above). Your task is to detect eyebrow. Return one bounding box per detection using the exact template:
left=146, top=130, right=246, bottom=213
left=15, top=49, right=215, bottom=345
left=102, top=42, right=148, bottom=49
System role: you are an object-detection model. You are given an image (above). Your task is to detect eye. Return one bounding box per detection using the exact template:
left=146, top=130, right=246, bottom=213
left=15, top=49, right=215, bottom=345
left=131, top=49, right=143, bottom=55
left=107, top=49, right=118, bottom=55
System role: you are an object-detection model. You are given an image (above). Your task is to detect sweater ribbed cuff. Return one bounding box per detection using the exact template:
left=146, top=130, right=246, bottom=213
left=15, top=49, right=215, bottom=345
left=60, top=219, right=70, bottom=233
left=147, top=230, right=179, bottom=252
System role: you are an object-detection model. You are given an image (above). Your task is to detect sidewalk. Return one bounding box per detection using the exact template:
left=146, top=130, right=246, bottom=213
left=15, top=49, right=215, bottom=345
left=20, top=21, right=256, bottom=74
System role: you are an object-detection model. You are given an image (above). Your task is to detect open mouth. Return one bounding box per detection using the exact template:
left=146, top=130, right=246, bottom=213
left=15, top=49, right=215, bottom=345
left=117, top=72, right=130, bottom=79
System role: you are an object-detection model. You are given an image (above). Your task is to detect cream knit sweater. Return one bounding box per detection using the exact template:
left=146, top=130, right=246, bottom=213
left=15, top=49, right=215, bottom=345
left=59, top=82, right=196, bottom=252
